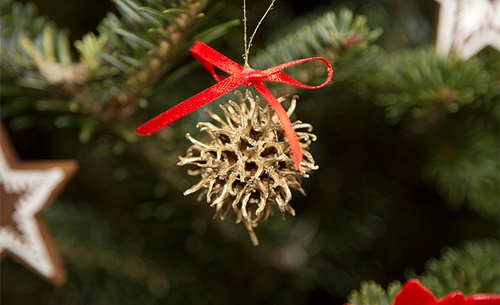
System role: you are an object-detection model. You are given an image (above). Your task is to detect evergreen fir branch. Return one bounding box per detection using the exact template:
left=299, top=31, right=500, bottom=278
left=419, top=240, right=500, bottom=298
left=479, top=51, right=500, bottom=122
left=422, top=131, right=499, bottom=218
left=45, top=202, right=171, bottom=302
left=254, top=9, right=382, bottom=67
left=0, top=0, right=82, bottom=88
left=373, top=48, right=498, bottom=218
left=346, top=280, right=402, bottom=305
left=251, top=8, right=382, bottom=96
left=74, top=33, right=109, bottom=77
left=346, top=240, right=500, bottom=304
left=96, top=0, right=210, bottom=105
left=377, top=47, right=489, bottom=124
left=59, top=240, right=171, bottom=299
left=2, top=0, right=236, bottom=143
left=1, top=0, right=218, bottom=104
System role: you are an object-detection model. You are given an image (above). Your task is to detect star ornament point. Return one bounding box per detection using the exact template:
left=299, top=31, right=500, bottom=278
left=435, top=0, right=500, bottom=60
left=0, top=125, right=77, bottom=285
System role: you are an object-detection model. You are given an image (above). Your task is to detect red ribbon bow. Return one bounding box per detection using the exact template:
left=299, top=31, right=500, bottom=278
left=135, top=41, right=333, bottom=169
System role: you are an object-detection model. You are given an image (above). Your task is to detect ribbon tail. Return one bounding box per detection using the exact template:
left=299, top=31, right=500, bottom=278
left=135, top=76, right=244, bottom=135
left=254, top=82, right=303, bottom=170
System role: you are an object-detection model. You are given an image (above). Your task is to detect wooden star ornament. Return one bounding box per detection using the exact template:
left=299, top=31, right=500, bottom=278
left=0, top=124, right=77, bottom=285
left=435, top=0, right=500, bottom=60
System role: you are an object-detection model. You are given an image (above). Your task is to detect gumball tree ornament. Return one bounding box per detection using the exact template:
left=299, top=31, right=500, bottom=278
left=135, top=0, right=332, bottom=245
left=178, top=91, right=318, bottom=245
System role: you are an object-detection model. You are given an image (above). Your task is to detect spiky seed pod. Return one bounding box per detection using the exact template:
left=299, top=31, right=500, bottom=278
left=178, top=90, right=318, bottom=245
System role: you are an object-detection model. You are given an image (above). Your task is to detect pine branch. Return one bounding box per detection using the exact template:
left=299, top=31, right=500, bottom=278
left=254, top=8, right=382, bottom=67
left=346, top=240, right=500, bottom=304
left=419, top=240, right=500, bottom=298
left=0, top=0, right=82, bottom=89
left=97, top=0, right=209, bottom=106
left=1, top=0, right=240, bottom=143
left=347, top=281, right=402, bottom=305
left=372, top=48, right=498, bottom=218
left=377, top=47, right=489, bottom=124
left=45, top=202, right=171, bottom=301
left=251, top=8, right=382, bottom=96
left=422, top=131, right=499, bottom=218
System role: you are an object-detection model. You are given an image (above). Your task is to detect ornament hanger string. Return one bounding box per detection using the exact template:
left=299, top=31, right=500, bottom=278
left=243, top=0, right=276, bottom=69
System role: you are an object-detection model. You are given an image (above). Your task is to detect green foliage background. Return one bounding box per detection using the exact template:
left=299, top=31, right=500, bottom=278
left=1, top=0, right=498, bottom=304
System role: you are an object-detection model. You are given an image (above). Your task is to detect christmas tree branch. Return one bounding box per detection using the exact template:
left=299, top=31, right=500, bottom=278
left=373, top=48, right=498, bottom=217
left=347, top=280, right=402, bottom=305
left=103, top=0, right=209, bottom=106
left=346, top=240, right=500, bottom=304
left=377, top=47, right=489, bottom=125
left=0, top=0, right=82, bottom=89
left=252, top=9, right=382, bottom=96
left=419, top=239, right=500, bottom=297
left=1, top=0, right=240, bottom=142
left=45, top=202, right=171, bottom=299
left=58, top=237, right=170, bottom=294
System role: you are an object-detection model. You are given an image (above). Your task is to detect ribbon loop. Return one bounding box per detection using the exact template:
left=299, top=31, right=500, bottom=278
left=135, top=40, right=333, bottom=170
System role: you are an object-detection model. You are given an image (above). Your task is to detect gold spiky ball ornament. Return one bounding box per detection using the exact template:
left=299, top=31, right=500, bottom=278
left=178, top=90, right=318, bottom=245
